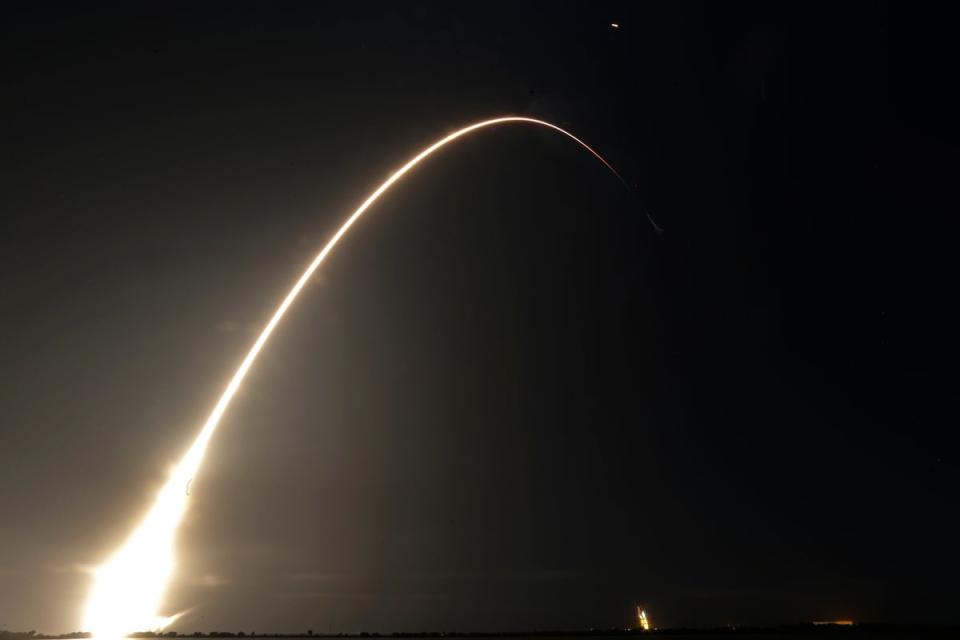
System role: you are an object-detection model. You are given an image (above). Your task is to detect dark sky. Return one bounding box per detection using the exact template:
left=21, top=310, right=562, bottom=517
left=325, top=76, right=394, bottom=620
left=2, top=1, right=958, bottom=634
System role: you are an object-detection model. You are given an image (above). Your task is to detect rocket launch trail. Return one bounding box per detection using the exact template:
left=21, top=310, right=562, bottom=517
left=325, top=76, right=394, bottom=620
left=81, top=117, right=625, bottom=640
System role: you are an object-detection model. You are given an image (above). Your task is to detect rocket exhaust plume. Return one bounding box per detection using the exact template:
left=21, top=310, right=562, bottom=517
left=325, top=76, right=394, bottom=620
left=82, top=117, right=625, bottom=639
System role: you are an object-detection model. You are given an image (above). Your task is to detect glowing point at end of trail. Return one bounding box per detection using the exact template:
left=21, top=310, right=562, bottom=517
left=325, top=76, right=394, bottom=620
left=81, top=116, right=623, bottom=640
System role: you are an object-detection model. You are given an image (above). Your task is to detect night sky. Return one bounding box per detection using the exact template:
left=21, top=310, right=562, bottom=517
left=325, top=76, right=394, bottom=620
left=2, top=2, right=958, bottom=634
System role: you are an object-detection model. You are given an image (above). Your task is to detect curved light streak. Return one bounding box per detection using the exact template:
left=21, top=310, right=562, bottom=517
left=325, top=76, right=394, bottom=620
left=82, top=116, right=624, bottom=640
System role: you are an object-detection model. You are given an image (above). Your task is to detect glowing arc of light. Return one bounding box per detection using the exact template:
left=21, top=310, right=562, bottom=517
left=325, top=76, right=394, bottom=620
left=82, top=116, right=624, bottom=640
left=188, top=117, right=622, bottom=473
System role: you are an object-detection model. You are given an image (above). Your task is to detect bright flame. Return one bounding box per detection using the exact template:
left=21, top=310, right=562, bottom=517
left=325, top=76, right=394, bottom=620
left=82, top=117, right=623, bottom=639
left=637, top=607, right=651, bottom=631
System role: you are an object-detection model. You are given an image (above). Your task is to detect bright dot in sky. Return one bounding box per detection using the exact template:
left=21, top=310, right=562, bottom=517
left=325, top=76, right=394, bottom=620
left=611, top=22, right=620, bottom=29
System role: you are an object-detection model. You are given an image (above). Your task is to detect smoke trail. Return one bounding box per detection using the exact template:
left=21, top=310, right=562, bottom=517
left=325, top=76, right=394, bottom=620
left=82, top=117, right=624, bottom=639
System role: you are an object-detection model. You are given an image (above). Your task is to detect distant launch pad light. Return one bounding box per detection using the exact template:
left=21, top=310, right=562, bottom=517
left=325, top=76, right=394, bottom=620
left=81, top=117, right=624, bottom=640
